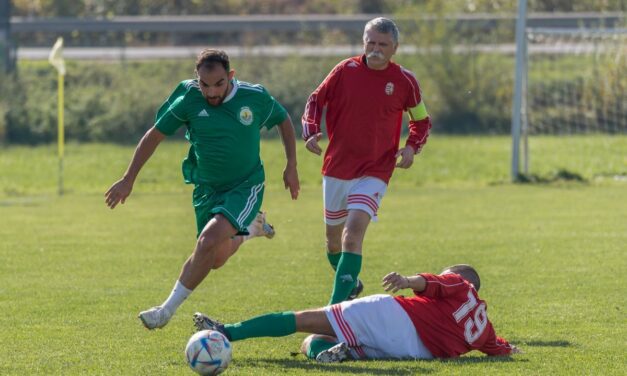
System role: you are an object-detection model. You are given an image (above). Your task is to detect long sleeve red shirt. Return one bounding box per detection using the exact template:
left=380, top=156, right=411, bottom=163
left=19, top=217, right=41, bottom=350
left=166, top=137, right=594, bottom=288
left=302, top=55, right=432, bottom=184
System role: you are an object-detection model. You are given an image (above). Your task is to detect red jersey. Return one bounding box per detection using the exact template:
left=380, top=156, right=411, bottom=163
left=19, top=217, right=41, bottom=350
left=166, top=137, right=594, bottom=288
left=394, top=273, right=513, bottom=358
left=302, top=55, right=431, bottom=184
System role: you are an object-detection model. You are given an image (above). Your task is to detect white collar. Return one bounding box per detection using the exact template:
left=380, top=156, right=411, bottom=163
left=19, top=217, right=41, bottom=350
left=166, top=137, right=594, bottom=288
left=222, top=79, right=238, bottom=103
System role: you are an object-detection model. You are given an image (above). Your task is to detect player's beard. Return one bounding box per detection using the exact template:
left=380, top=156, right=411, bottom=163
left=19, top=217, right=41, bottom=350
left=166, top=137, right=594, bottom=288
left=206, top=93, right=225, bottom=106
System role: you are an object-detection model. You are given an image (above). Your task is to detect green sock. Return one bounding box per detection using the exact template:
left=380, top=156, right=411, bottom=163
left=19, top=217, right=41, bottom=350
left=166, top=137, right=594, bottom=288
left=307, top=337, right=338, bottom=359
left=327, top=251, right=341, bottom=271
left=224, top=311, right=296, bottom=342
left=329, top=251, right=362, bottom=305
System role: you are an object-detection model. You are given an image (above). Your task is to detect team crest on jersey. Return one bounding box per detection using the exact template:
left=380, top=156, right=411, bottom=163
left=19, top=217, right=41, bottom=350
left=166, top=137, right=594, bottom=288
left=239, top=106, right=253, bottom=125
left=385, top=82, right=394, bottom=96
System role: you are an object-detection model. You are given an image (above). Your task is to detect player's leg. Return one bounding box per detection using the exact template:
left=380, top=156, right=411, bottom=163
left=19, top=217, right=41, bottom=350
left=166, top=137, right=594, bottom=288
left=326, top=223, right=343, bottom=269
left=211, top=211, right=275, bottom=268
left=204, top=177, right=266, bottom=268
left=323, top=176, right=347, bottom=270
left=193, top=307, right=334, bottom=343
left=138, top=214, right=237, bottom=330
left=324, top=177, right=364, bottom=303
left=179, top=214, right=238, bottom=288
left=301, top=334, right=340, bottom=359
left=328, top=210, right=369, bottom=304
left=329, top=177, right=386, bottom=304
left=213, top=213, right=271, bottom=269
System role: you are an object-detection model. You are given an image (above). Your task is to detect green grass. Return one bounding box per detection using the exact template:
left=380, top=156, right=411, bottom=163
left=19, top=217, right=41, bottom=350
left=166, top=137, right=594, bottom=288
left=1, top=137, right=626, bottom=375
left=1, top=135, right=625, bottom=198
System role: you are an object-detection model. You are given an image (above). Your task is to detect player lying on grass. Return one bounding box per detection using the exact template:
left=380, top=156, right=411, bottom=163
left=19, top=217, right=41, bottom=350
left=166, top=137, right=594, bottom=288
left=194, top=264, right=520, bottom=362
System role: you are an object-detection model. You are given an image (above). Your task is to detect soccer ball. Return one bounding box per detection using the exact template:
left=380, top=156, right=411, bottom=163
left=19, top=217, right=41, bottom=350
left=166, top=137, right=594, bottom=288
left=185, top=330, right=232, bottom=375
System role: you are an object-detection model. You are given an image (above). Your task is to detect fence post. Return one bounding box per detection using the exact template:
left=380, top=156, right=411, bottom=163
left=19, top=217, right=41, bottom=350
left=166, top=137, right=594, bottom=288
left=0, top=0, right=14, bottom=73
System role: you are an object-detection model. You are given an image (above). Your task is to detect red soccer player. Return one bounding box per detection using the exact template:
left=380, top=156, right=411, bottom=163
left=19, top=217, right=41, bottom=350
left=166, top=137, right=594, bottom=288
left=301, top=17, right=433, bottom=304
left=193, top=264, right=521, bottom=362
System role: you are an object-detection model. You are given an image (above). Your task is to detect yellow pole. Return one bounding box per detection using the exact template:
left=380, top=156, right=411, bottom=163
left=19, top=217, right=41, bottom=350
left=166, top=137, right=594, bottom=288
left=58, top=73, right=64, bottom=195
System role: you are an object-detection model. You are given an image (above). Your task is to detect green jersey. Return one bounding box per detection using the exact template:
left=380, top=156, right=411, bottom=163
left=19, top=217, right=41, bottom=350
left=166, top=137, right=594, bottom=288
left=155, top=79, right=288, bottom=190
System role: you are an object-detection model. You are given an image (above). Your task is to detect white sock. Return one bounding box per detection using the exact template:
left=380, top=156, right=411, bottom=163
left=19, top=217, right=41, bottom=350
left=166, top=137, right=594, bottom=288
left=161, top=280, right=192, bottom=314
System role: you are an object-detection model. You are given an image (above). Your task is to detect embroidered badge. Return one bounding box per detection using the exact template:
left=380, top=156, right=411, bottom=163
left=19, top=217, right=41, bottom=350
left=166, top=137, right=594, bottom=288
left=239, top=106, right=253, bottom=125
left=385, top=82, right=394, bottom=96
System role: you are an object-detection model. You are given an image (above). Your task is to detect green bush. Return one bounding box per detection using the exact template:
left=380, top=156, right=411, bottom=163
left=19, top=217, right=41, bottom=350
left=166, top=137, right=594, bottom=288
left=5, top=48, right=621, bottom=144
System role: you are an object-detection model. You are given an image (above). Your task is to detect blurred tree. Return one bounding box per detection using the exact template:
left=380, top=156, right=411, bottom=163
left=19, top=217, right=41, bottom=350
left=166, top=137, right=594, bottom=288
left=9, top=0, right=625, bottom=17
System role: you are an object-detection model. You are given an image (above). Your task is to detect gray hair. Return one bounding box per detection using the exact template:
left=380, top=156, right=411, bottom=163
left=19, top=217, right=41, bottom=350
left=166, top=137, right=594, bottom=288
left=363, top=17, right=399, bottom=44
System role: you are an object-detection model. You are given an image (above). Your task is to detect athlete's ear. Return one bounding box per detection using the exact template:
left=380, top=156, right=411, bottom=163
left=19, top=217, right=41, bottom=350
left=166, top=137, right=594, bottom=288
left=228, top=69, right=236, bottom=80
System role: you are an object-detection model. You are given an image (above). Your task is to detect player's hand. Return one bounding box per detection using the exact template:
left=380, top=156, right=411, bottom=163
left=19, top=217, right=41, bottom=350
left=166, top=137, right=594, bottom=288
left=511, top=345, right=523, bottom=354
left=305, top=133, right=323, bottom=155
left=395, top=146, right=415, bottom=169
left=105, top=177, right=133, bottom=209
left=382, top=272, right=410, bottom=293
left=283, top=164, right=300, bottom=200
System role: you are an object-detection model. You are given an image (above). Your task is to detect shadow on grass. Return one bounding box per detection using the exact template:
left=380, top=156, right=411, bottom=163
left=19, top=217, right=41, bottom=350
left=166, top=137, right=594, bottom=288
left=240, top=358, right=434, bottom=375
left=522, top=340, right=573, bottom=347
left=442, top=355, right=524, bottom=364
left=515, top=169, right=587, bottom=184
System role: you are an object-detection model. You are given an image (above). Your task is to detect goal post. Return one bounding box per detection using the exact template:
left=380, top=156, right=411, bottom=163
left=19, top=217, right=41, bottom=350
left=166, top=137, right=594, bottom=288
left=511, top=0, right=528, bottom=181
left=511, top=5, right=627, bottom=181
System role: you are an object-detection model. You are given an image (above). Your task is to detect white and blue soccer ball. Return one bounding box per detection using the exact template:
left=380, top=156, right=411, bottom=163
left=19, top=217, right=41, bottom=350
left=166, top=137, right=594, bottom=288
left=185, top=330, right=232, bottom=375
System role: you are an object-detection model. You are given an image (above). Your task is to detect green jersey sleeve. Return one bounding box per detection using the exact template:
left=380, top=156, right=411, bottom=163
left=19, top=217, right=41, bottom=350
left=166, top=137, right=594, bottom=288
left=259, top=88, right=288, bottom=130
left=155, top=95, right=188, bottom=136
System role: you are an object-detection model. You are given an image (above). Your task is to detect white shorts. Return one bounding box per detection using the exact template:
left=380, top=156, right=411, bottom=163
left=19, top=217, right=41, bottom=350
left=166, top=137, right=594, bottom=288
left=324, top=294, right=434, bottom=360
left=323, top=176, right=387, bottom=225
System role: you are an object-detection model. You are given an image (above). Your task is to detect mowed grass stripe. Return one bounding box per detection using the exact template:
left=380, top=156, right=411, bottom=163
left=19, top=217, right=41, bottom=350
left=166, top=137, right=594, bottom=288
left=1, top=181, right=625, bottom=374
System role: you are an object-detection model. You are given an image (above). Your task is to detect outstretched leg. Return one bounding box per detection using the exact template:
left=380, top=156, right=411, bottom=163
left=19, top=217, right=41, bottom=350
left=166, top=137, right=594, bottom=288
left=193, top=308, right=334, bottom=341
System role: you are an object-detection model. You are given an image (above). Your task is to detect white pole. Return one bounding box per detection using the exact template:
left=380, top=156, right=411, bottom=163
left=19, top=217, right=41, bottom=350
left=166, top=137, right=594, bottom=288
left=522, top=24, right=529, bottom=175
left=511, top=0, right=527, bottom=181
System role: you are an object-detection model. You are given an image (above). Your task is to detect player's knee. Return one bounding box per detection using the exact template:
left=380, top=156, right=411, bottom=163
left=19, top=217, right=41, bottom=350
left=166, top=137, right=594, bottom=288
left=195, top=233, right=218, bottom=255
left=341, top=233, right=363, bottom=252
left=300, top=334, right=315, bottom=357
left=326, top=238, right=342, bottom=253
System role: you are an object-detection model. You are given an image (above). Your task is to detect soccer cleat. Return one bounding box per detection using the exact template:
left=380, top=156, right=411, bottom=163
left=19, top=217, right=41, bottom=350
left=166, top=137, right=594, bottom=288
left=315, top=342, right=350, bottom=363
left=193, top=312, right=229, bottom=339
left=138, top=306, right=172, bottom=330
left=246, top=211, right=275, bottom=239
left=347, top=279, right=364, bottom=301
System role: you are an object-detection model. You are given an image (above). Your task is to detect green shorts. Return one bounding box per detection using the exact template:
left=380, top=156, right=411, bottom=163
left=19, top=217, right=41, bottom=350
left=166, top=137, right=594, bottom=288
left=192, top=171, right=265, bottom=237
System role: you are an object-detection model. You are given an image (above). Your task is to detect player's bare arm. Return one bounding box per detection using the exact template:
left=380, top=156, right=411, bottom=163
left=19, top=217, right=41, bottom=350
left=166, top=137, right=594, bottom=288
left=105, top=126, right=165, bottom=209
left=305, top=133, right=323, bottom=155
left=276, top=116, right=300, bottom=200
left=382, top=272, right=426, bottom=293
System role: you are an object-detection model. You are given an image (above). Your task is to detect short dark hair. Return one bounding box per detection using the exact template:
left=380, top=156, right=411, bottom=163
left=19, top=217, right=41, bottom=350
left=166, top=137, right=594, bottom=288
left=442, top=264, right=481, bottom=291
left=195, top=49, right=230, bottom=73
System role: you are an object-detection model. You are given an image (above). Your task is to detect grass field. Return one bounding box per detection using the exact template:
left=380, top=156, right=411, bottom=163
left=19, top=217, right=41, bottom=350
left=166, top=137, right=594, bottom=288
left=1, top=136, right=626, bottom=375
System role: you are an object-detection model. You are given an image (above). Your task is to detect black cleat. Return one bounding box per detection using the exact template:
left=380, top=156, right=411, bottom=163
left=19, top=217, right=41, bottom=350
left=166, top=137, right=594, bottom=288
left=347, top=279, right=364, bottom=300
left=192, top=312, right=230, bottom=340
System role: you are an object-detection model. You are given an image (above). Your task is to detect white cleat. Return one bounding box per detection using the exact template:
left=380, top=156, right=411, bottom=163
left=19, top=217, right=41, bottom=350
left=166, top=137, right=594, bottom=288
left=246, top=211, right=275, bottom=239
left=138, top=306, right=172, bottom=330
left=316, top=342, right=350, bottom=363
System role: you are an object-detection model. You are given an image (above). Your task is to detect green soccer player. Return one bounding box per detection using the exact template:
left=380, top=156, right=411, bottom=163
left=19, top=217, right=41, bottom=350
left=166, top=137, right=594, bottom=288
left=105, top=49, right=300, bottom=329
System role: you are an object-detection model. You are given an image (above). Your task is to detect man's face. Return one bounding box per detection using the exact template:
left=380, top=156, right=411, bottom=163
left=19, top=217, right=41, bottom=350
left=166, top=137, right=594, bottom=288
left=363, top=28, right=398, bottom=70
left=196, top=65, right=235, bottom=106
